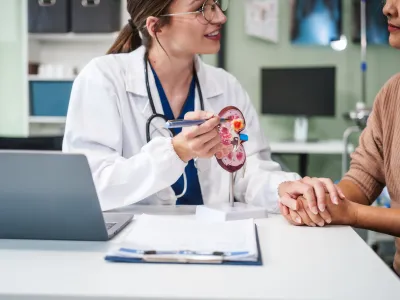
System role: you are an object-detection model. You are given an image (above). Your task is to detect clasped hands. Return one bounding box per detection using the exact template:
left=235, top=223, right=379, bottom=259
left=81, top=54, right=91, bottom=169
left=278, top=177, right=358, bottom=227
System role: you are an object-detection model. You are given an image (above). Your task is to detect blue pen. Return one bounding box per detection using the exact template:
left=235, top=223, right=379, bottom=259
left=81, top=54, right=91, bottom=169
left=164, top=120, right=249, bottom=142
left=164, top=118, right=229, bottom=129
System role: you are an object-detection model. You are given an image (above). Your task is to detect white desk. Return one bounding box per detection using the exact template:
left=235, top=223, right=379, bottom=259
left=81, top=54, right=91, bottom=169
left=269, top=140, right=354, bottom=177
left=1, top=210, right=399, bottom=300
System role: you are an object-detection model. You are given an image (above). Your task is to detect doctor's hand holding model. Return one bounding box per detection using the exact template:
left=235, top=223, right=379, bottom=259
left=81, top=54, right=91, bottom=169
left=63, top=0, right=342, bottom=212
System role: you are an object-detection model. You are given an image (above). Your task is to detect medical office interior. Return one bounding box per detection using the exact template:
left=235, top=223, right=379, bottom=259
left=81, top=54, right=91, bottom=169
left=1, top=0, right=400, bottom=299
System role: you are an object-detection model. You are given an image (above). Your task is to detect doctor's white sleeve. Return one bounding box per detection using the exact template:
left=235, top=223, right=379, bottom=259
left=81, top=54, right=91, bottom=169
left=62, top=59, right=187, bottom=211
left=231, top=78, right=302, bottom=213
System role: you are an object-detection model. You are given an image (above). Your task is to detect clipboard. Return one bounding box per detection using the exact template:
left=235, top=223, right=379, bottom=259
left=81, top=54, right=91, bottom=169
left=104, top=225, right=263, bottom=266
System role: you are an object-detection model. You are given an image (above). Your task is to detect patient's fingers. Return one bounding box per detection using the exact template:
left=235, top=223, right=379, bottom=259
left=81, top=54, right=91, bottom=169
left=318, top=177, right=345, bottom=203
left=279, top=202, right=290, bottom=216
left=301, top=176, right=327, bottom=213
left=298, top=196, right=331, bottom=226
left=296, top=207, right=316, bottom=227
left=279, top=193, right=298, bottom=210
left=280, top=203, right=301, bottom=226
left=301, top=177, right=333, bottom=223
left=289, top=209, right=303, bottom=225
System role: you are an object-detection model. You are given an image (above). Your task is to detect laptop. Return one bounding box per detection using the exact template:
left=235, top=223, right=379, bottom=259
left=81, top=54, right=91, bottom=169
left=0, top=151, right=133, bottom=241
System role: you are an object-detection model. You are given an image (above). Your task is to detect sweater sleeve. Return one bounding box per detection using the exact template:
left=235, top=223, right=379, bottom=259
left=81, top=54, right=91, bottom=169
left=343, top=82, right=388, bottom=204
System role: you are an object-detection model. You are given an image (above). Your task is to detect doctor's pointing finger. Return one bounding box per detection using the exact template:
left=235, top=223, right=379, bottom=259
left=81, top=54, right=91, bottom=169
left=173, top=111, right=222, bottom=162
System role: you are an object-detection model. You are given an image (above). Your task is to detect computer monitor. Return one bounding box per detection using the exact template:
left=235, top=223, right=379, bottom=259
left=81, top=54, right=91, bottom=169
left=261, top=67, right=336, bottom=141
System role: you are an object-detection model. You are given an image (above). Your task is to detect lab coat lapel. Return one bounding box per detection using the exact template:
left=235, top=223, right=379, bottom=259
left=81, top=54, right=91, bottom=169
left=125, top=46, right=167, bottom=139
left=193, top=56, right=224, bottom=173
left=194, top=55, right=224, bottom=112
left=143, top=60, right=168, bottom=135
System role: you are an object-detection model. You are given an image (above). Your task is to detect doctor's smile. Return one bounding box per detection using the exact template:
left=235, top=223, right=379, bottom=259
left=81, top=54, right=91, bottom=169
left=204, top=29, right=222, bottom=40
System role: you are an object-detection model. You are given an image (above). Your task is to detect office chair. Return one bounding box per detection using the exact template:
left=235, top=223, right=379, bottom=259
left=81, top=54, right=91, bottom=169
left=0, top=136, right=63, bottom=151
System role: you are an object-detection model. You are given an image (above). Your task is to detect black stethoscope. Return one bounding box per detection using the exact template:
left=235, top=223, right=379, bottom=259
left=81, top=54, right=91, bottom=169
left=144, top=54, right=205, bottom=143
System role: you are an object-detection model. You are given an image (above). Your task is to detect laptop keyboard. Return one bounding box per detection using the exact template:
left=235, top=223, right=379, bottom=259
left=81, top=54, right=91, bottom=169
left=106, top=222, right=116, bottom=230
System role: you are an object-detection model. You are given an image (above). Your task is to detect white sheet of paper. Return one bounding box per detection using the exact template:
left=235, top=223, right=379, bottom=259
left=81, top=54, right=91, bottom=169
left=121, top=215, right=258, bottom=260
left=245, top=0, right=279, bottom=43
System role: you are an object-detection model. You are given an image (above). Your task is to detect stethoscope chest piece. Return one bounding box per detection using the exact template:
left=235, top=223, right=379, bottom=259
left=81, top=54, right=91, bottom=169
left=143, top=53, right=205, bottom=143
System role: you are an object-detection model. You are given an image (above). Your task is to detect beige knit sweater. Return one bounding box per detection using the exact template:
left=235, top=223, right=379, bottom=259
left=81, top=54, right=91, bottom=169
left=344, top=73, right=400, bottom=274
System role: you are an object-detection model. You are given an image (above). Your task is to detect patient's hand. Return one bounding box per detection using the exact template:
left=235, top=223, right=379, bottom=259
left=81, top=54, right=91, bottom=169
left=280, top=195, right=358, bottom=227
left=278, top=177, right=346, bottom=226
left=279, top=200, right=330, bottom=227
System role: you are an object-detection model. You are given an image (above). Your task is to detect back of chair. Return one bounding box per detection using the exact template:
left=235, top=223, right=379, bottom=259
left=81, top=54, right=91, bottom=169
left=0, top=136, right=63, bottom=151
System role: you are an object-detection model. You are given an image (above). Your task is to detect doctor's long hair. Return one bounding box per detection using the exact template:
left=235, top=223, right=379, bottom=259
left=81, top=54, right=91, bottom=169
left=107, top=0, right=174, bottom=54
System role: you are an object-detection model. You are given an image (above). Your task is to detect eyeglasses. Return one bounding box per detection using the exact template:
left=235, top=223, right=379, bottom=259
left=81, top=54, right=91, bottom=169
left=160, top=0, right=229, bottom=24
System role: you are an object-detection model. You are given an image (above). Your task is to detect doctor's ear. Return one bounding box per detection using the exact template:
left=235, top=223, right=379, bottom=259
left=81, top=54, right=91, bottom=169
left=146, top=17, right=163, bottom=37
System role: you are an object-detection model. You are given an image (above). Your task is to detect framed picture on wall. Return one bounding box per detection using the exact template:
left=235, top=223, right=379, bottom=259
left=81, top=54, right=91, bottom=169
left=352, top=0, right=389, bottom=45
left=290, top=0, right=342, bottom=46
left=245, top=0, right=279, bottom=43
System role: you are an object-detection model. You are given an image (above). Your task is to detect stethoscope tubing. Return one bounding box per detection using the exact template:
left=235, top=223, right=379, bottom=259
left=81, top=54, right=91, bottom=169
left=143, top=53, right=205, bottom=143
left=143, top=53, right=204, bottom=201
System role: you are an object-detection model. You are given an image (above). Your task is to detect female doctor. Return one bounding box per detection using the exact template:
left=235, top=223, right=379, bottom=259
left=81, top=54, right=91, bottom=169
left=63, top=0, right=341, bottom=215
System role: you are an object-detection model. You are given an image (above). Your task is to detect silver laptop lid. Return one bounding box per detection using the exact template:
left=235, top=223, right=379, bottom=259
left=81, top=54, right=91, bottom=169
left=0, top=151, right=109, bottom=241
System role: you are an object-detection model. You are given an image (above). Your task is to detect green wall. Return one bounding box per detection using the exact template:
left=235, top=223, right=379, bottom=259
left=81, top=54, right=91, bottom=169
left=221, top=0, right=400, bottom=180
left=0, top=0, right=28, bottom=136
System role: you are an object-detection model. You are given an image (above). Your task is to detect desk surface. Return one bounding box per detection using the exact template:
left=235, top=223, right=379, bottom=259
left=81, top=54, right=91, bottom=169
left=1, top=209, right=399, bottom=300
left=270, top=140, right=354, bottom=154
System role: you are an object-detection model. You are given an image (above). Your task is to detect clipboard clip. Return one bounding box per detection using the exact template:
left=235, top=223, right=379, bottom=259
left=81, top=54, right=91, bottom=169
left=116, top=248, right=250, bottom=264
left=143, top=254, right=223, bottom=264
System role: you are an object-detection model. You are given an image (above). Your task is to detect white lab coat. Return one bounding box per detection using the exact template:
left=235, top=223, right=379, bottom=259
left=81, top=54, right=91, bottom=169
left=62, top=46, right=300, bottom=212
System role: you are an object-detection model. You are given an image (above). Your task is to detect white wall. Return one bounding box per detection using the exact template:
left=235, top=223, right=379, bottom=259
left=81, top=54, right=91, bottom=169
left=0, top=0, right=28, bottom=136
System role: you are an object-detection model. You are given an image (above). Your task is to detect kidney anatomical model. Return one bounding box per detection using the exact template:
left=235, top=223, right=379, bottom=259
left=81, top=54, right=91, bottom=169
left=216, top=106, right=248, bottom=173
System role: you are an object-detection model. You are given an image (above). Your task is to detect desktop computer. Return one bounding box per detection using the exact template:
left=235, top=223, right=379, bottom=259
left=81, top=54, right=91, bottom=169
left=261, top=66, right=336, bottom=142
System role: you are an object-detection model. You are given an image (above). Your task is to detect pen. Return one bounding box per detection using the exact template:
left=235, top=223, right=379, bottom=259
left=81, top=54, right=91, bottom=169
left=118, top=248, right=249, bottom=257
left=164, top=118, right=229, bottom=129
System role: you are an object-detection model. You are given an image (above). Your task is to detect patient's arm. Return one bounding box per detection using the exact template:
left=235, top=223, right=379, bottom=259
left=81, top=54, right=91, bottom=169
left=354, top=205, right=400, bottom=237
left=333, top=181, right=399, bottom=236
left=279, top=179, right=369, bottom=227
left=295, top=195, right=400, bottom=237
left=336, top=179, right=370, bottom=205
